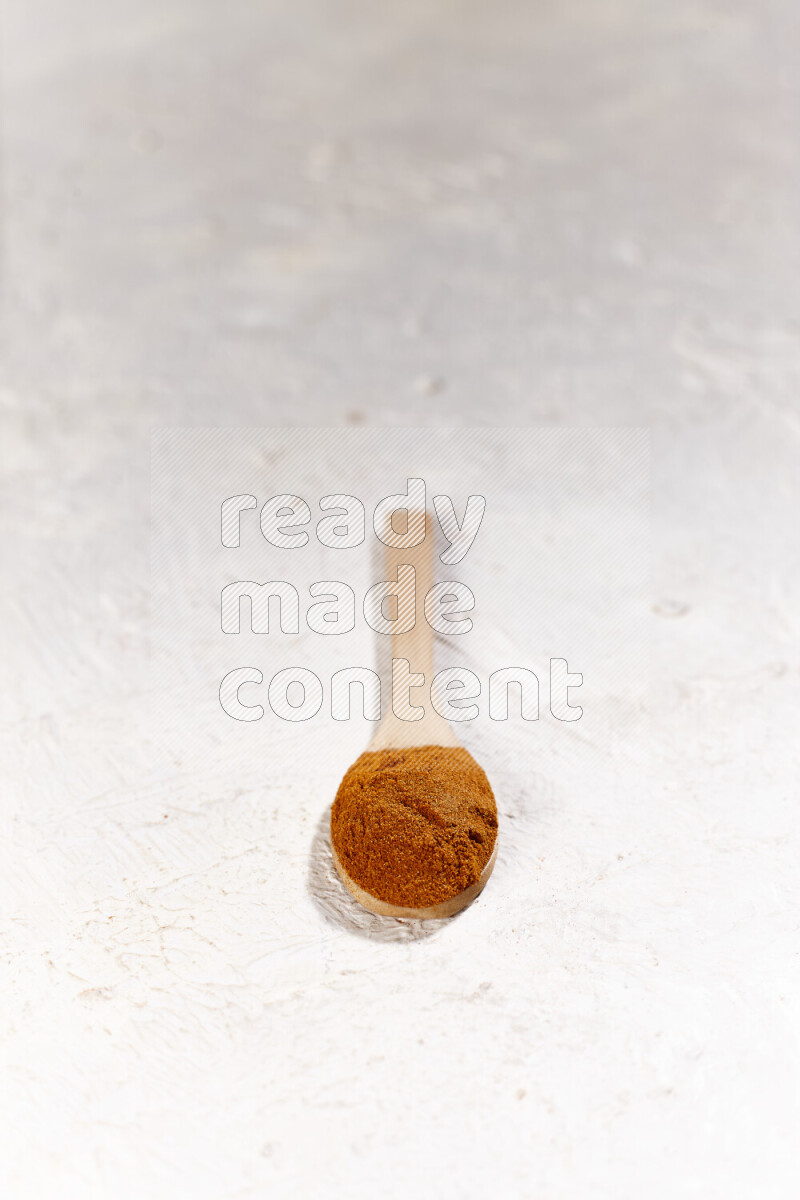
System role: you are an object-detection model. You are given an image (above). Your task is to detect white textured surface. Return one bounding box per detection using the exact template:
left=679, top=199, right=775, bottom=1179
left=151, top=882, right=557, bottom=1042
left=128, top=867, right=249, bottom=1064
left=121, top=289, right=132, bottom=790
left=1, top=2, right=799, bottom=1198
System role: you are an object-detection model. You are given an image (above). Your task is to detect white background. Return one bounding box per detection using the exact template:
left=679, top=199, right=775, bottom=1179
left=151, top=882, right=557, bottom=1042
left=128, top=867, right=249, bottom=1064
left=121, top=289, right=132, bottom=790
left=1, top=2, right=799, bottom=1198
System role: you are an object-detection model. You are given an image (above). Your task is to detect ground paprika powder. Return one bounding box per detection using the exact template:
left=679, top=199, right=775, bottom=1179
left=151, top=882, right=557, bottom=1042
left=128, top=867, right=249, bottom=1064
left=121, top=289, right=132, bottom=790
left=330, top=744, right=498, bottom=909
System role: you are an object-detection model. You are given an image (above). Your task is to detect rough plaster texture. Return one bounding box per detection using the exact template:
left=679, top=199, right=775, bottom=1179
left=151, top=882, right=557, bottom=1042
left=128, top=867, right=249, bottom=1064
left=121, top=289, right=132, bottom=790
left=1, top=1, right=799, bottom=1198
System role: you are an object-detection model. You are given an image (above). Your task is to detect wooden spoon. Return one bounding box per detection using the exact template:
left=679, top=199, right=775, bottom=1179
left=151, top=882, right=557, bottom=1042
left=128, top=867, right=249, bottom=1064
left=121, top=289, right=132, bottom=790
left=331, top=513, right=498, bottom=919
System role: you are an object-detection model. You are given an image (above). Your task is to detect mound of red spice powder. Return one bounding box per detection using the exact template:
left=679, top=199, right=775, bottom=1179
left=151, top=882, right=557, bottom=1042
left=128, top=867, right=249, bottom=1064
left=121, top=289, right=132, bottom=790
left=330, top=744, right=498, bottom=909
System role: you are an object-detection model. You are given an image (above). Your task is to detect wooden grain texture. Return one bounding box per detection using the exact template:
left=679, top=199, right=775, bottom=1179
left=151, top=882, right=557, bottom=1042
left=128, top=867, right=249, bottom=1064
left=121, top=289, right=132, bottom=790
left=368, top=512, right=460, bottom=751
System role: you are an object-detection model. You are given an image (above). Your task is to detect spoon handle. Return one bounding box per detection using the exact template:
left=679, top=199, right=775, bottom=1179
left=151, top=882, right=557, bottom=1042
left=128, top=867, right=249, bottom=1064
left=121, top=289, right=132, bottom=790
left=386, top=511, right=435, bottom=681
left=369, top=512, right=458, bottom=750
